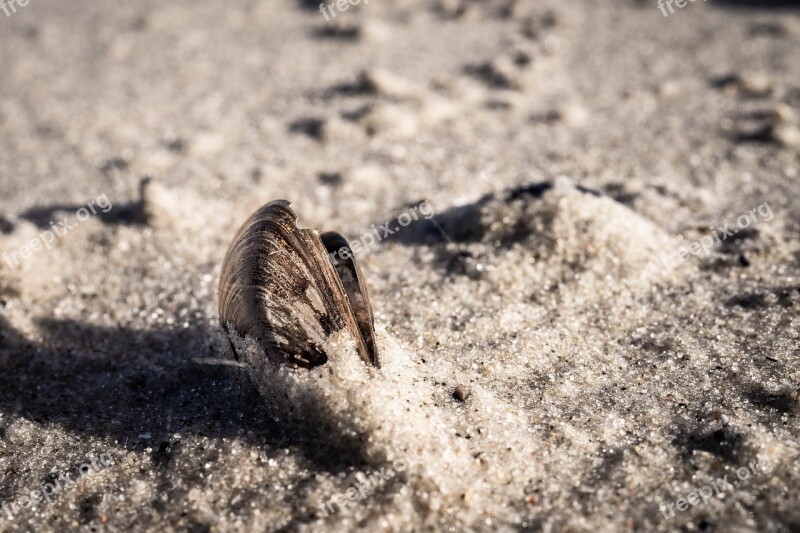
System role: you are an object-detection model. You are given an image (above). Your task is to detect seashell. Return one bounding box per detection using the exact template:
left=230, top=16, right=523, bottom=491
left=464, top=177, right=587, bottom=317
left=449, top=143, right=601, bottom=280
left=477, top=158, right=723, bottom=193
left=218, top=200, right=378, bottom=368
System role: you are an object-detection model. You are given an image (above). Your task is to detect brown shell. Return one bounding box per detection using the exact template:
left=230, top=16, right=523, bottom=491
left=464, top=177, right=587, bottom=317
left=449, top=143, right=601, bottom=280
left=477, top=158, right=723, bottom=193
left=218, top=200, right=378, bottom=368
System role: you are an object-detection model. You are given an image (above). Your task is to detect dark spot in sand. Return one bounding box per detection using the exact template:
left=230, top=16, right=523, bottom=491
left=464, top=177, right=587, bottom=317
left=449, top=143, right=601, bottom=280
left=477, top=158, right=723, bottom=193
left=749, top=21, right=788, bottom=36
left=774, top=286, right=800, bottom=306
left=738, top=254, right=751, bottom=267
left=437, top=249, right=484, bottom=280
left=387, top=199, right=486, bottom=245
left=530, top=109, right=562, bottom=123
left=520, top=11, right=557, bottom=40
left=318, top=172, right=342, bottom=186
left=100, top=156, right=130, bottom=174
left=674, top=426, right=745, bottom=463
left=512, top=50, right=532, bottom=67
left=185, top=517, right=213, bottom=533
left=719, top=227, right=760, bottom=254
left=583, top=448, right=625, bottom=487
left=630, top=335, right=674, bottom=356
left=295, top=0, right=321, bottom=10
left=575, top=184, right=602, bottom=197
left=0, top=314, right=28, bottom=349
left=464, top=60, right=518, bottom=90
left=129, top=15, right=148, bottom=31
left=726, top=285, right=800, bottom=308
left=506, top=181, right=553, bottom=201
left=20, top=25, right=39, bottom=41
left=153, top=440, right=178, bottom=468
left=485, top=98, right=514, bottom=110
left=453, top=386, right=470, bottom=402
left=318, top=73, right=378, bottom=99
left=35, top=123, right=57, bottom=137
left=312, top=23, right=360, bottom=40
left=163, top=135, right=186, bottom=152
left=340, top=104, right=374, bottom=122
left=289, top=117, right=326, bottom=140
left=19, top=178, right=150, bottom=228
left=697, top=519, right=713, bottom=531
left=709, top=73, right=741, bottom=90
left=79, top=493, right=102, bottom=524
left=603, top=183, right=638, bottom=205
left=389, top=181, right=612, bottom=247
left=0, top=215, right=14, bottom=234
left=733, top=124, right=780, bottom=144
left=726, top=293, right=768, bottom=309
left=785, top=87, right=800, bottom=107
left=744, top=385, right=798, bottom=415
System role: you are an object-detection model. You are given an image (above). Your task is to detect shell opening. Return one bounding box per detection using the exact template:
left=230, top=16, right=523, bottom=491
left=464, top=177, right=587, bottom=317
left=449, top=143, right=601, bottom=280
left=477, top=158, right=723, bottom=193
left=320, top=231, right=379, bottom=367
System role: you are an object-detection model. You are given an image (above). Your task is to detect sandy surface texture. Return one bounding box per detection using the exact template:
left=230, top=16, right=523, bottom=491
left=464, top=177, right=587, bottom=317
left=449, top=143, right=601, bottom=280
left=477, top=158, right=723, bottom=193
left=1, top=0, right=799, bottom=531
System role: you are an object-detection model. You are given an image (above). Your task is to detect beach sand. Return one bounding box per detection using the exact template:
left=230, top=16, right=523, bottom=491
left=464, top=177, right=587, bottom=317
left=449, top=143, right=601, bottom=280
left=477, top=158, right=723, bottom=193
left=0, top=0, right=799, bottom=531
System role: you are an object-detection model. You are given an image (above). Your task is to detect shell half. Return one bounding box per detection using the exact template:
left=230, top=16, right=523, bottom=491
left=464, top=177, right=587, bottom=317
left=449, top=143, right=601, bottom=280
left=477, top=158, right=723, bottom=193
left=218, top=200, right=378, bottom=368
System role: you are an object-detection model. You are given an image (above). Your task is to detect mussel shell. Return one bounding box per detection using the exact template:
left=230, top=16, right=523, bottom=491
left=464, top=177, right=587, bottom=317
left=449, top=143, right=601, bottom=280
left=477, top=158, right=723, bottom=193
left=218, top=200, right=378, bottom=368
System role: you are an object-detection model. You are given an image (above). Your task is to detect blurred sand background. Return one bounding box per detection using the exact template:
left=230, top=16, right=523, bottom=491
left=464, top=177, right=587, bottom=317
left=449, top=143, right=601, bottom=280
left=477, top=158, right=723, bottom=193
left=1, top=0, right=799, bottom=531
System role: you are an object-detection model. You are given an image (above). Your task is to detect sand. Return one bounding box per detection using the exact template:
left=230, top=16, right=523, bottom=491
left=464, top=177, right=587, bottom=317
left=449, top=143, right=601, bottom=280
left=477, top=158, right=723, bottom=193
left=0, top=0, right=799, bottom=531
